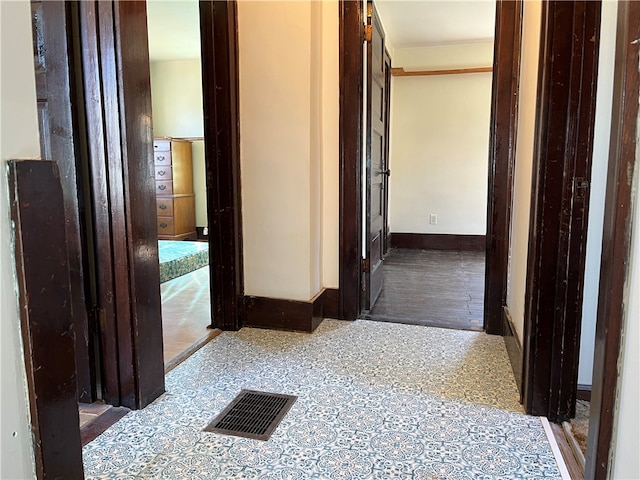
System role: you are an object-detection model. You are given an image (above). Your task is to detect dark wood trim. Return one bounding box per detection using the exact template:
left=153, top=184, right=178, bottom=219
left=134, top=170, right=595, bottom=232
left=586, top=2, right=639, bottom=477
left=321, top=288, right=340, bottom=319
left=31, top=0, right=93, bottom=402
left=244, top=293, right=325, bottom=333
left=576, top=384, right=591, bottom=402
left=522, top=1, right=601, bottom=422
left=484, top=0, right=523, bottom=336
left=114, top=0, right=165, bottom=410
left=390, top=233, right=486, bottom=251
left=200, top=0, right=245, bottom=331
left=80, top=406, right=130, bottom=447
left=8, top=160, right=84, bottom=480
left=77, top=1, right=165, bottom=409
left=551, top=422, right=585, bottom=480
left=502, top=306, right=523, bottom=394
left=338, top=0, right=364, bottom=321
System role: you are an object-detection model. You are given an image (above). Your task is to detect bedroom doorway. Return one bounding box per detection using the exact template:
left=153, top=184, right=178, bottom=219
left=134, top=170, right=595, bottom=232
left=147, top=0, right=219, bottom=370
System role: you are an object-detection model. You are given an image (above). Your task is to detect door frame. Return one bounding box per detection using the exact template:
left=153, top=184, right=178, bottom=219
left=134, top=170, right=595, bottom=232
left=586, top=1, right=639, bottom=476
left=521, top=0, right=601, bottom=422
left=199, top=0, right=245, bottom=331
left=338, top=0, right=520, bottom=330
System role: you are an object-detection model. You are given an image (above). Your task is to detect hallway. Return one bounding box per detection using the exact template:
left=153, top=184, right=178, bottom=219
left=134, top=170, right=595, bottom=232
left=82, top=319, right=567, bottom=478
left=367, top=249, right=485, bottom=331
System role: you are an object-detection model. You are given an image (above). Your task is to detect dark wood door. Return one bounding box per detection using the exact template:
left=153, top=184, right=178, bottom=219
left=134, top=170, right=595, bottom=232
left=364, top=1, right=388, bottom=309
left=382, top=49, right=392, bottom=256
left=31, top=0, right=94, bottom=402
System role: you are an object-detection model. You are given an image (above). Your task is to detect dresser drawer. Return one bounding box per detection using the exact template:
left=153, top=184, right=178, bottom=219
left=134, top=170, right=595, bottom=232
left=154, top=151, right=171, bottom=166
left=154, top=165, right=172, bottom=180
left=153, top=140, right=171, bottom=151
left=157, top=217, right=174, bottom=235
left=155, top=180, right=173, bottom=195
left=156, top=198, right=174, bottom=217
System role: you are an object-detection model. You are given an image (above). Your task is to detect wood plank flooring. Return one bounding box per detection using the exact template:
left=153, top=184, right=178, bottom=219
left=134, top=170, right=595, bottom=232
left=366, top=248, right=485, bottom=331
left=161, top=266, right=218, bottom=367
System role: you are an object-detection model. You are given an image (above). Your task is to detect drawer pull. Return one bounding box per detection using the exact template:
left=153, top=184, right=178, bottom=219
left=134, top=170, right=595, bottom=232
left=159, top=222, right=168, bottom=228
left=157, top=170, right=166, bottom=176
left=157, top=155, right=165, bottom=161
left=159, top=204, right=167, bottom=210
left=158, top=184, right=167, bottom=191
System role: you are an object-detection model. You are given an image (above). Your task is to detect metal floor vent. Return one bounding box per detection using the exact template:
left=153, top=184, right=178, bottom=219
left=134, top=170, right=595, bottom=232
left=204, top=390, right=297, bottom=441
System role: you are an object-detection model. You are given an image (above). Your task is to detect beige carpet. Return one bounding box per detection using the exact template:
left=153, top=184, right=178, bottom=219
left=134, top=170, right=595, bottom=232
left=569, top=400, right=590, bottom=455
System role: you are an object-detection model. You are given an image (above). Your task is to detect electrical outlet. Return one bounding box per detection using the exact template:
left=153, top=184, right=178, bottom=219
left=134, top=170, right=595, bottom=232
left=429, top=214, right=438, bottom=225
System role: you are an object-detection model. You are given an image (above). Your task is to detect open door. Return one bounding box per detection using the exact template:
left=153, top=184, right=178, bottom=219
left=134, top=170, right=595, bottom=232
left=364, top=0, right=389, bottom=310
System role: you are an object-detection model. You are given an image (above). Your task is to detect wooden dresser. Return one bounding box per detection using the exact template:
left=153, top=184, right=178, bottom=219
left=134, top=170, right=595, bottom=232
left=153, top=138, right=196, bottom=240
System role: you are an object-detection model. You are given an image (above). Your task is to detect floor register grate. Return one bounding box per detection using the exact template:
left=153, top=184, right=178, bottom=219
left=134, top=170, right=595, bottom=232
left=204, top=390, right=297, bottom=441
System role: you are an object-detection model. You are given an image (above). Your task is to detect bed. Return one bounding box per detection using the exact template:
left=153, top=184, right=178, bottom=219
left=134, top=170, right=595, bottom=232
left=158, top=240, right=209, bottom=283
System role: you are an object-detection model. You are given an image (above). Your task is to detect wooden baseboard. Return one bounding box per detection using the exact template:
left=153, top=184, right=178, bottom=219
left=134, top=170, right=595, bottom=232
left=502, top=306, right=523, bottom=396
left=321, top=288, right=340, bottom=319
left=577, top=384, right=591, bottom=402
left=244, top=291, right=326, bottom=333
left=390, top=233, right=486, bottom=251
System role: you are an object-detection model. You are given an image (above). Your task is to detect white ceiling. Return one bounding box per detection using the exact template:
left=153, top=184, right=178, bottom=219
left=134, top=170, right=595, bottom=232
left=146, top=0, right=201, bottom=62
left=145, top=0, right=496, bottom=62
left=375, top=1, right=496, bottom=48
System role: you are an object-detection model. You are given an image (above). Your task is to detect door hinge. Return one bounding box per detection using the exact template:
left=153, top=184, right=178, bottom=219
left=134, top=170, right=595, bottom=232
left=362, top=258, right=370, bottom=273
left=574, top=177, right=589, bottom=200
left=364, top=24, right=372, bottom=43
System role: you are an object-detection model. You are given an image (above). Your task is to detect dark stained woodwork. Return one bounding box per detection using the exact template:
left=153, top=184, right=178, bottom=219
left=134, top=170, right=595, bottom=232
left=80, top=406, right=130, bottom=447
left=522, top=1, right=601, bottom=422
left=382, top=49, right=392, bottom=256
left=78, top=1, right=164, bottom=409
left=366, top=249, right=484, bottom=332
left=576, top=385, right=591, bottom=402
left=321, top=288, right=340, bottom=320
left=502, top=306, right=523, bottom=393
left=586, top=2, right=639, bottom=477
left=114, top=0, right=166, bottom=409
left=338, top=0, right=364, bottom=321
left=390, top=233, right=486, bottom=251
left=200, top=0, right=245, bottom=331
left=30, top=0, right=93, bottom=403
left=364, top=1, right=387, bottom=310
left=8, top=160, right=84, bottom=480
left=484, top=0, right=523, bottom=336
left=244, top=294, right=324, bottom=333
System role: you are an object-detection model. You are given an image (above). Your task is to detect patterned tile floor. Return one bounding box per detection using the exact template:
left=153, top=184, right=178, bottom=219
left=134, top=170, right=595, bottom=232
left=83, top=320, right=565, bottom=479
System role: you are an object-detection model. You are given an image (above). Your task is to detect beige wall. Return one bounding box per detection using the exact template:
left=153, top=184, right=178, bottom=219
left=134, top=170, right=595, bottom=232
left=388, top=43, right=493, bottom=235
left=506, top=0, right=541, bottom=342
left=149, top=60, right=208, bottom=227
left=0, top=2, right=38, bottom=477
left=238, top=0, right=338, bottom=299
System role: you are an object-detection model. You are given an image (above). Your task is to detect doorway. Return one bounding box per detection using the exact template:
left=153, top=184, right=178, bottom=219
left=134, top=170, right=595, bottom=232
left=359, top=1, right=495, bottom=333
left=146, top=0, right=219, bottom=371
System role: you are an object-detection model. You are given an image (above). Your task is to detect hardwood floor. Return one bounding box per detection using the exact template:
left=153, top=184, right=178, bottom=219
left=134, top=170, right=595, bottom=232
left=161, top=266, right=219, bottom=370
left=366, top=248, right=485, bottom=331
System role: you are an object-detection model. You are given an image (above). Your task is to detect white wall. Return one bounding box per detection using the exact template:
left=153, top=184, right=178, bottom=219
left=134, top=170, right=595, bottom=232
left=239, top=1, right=327, bottom=300
left=388, top=49, right=492, bottom=234
left=578, top=0, right=618, bottom=387
left=506, top=0, right=542, bottom=342
left=392, top=42, right=494, bottom=70
left=0, top=1, right=38, bottom=478
left=149, top=60, right=207, bottom=227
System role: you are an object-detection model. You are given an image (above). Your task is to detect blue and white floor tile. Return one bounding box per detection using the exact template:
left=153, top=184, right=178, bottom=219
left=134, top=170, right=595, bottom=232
left=83, top=319, right=566, bottom=479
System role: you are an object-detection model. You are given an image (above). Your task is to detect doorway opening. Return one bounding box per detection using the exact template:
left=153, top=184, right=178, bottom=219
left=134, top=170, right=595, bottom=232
left=360, top=1, right=495, bottom=333
left=146, top=0, right=220, bottom=371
